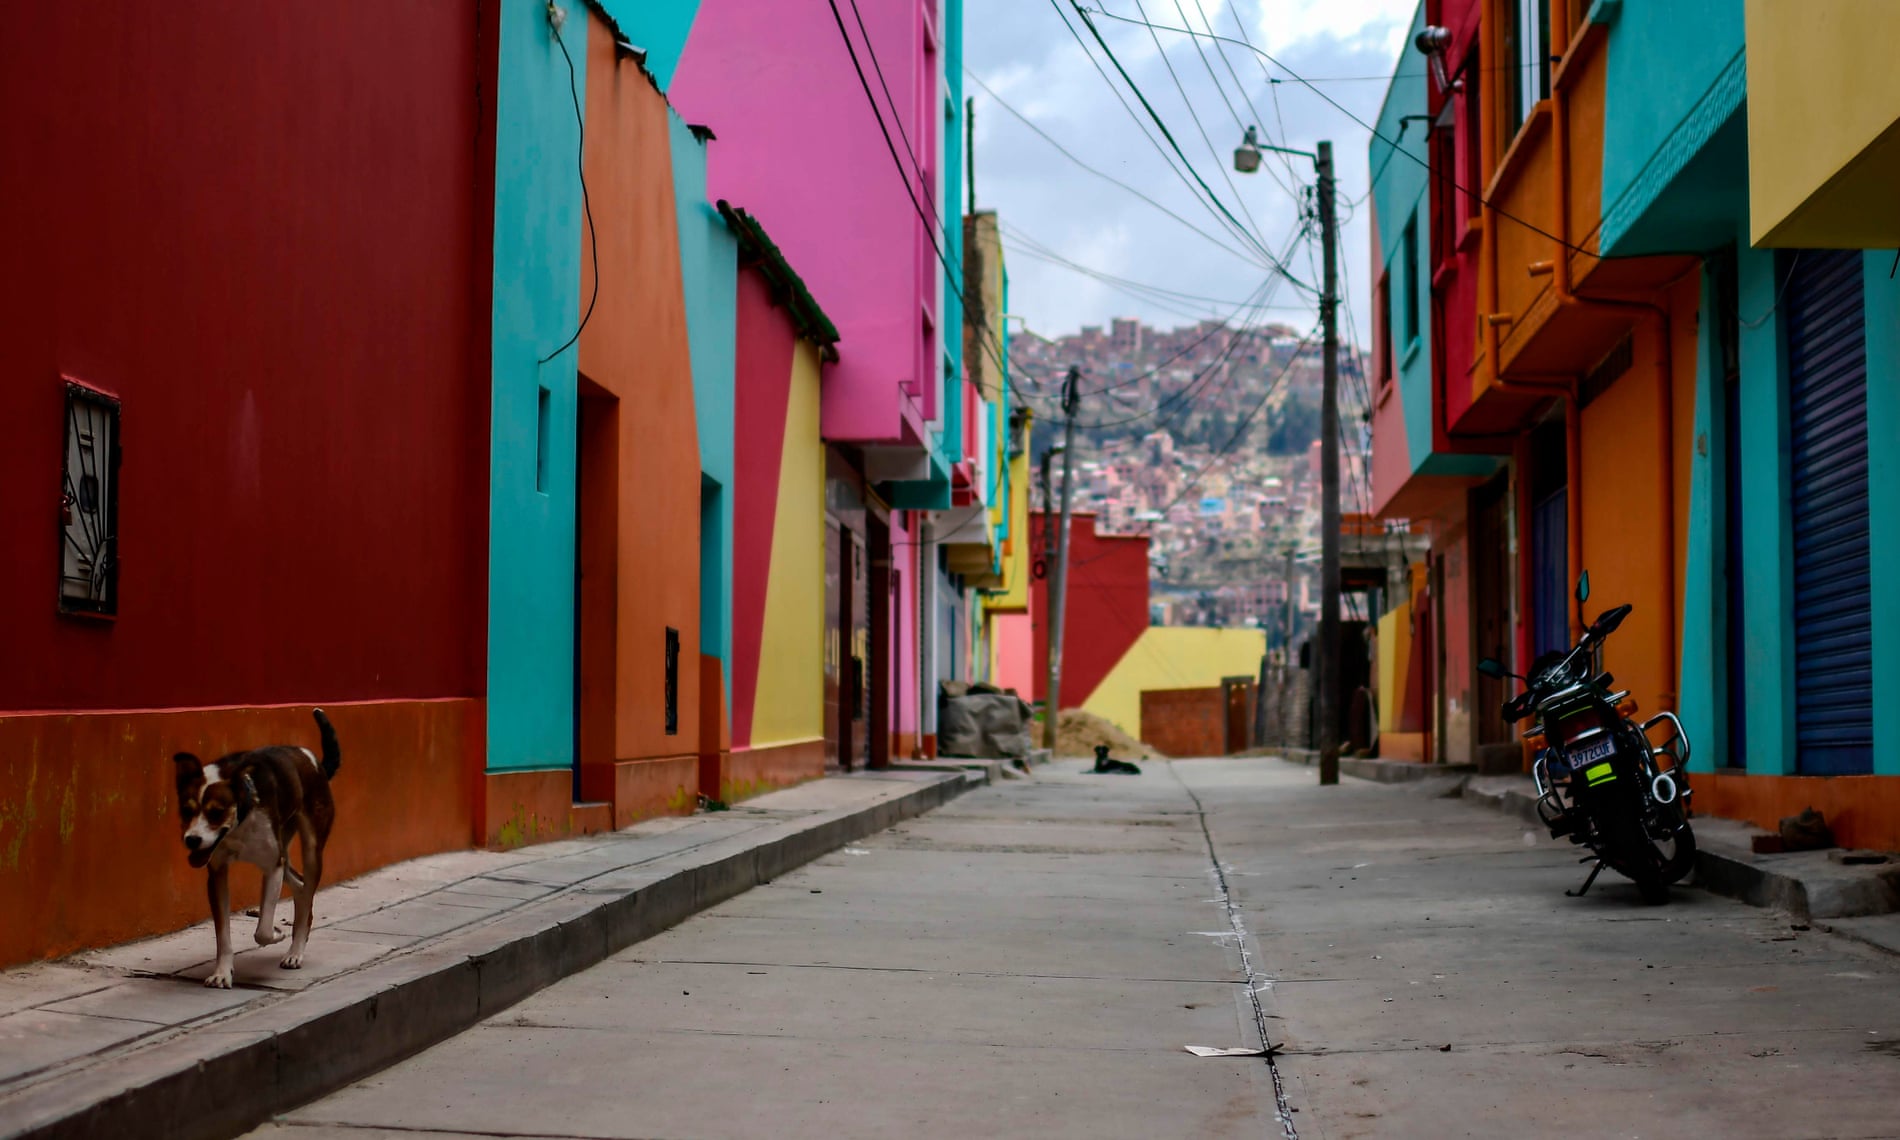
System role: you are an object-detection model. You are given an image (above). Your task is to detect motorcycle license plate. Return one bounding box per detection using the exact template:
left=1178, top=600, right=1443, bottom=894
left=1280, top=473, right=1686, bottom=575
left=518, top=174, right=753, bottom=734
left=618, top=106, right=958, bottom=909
left=1570, top=736, right=1615, bottom=765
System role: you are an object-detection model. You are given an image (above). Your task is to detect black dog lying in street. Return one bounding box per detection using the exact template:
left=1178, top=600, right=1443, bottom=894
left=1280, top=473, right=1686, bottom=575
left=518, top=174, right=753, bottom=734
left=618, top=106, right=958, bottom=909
left=1090, top=744, right=1142, bottom=775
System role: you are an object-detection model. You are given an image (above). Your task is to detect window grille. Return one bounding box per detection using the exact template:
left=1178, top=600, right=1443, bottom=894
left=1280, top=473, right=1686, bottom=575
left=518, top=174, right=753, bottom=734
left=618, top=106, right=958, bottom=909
left=59, top=383, right=121, bottom=616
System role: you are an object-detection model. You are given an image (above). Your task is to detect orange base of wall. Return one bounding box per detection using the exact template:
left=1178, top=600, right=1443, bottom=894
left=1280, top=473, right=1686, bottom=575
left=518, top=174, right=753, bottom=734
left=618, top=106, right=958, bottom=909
left=1379, top=732, right=1427, bottom=762
left=721, top=739, right=825, bottom=803
left=0, top=698, right=480, bottom=969
left=1690, top=772, right=1900, bottom=852
left=892, top=732, right=919, bottom=760
left=482, top=768, right=613, bottom=849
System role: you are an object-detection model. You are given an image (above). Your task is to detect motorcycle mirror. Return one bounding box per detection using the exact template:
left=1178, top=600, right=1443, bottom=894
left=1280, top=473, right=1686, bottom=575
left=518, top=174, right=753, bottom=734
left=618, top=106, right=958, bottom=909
left=1477, top=657, right=1508, bottom=680
left=1575, top=571, right=1590, bottom=603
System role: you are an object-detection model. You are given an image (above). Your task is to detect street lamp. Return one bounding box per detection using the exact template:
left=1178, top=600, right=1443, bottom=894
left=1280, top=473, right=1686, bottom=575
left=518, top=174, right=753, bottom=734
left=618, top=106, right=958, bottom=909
left=1234, top=126, right=1343, bottom=787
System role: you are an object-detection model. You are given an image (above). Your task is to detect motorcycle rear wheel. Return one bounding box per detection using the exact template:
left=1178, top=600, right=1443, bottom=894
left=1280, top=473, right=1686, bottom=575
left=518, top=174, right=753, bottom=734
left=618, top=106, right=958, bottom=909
left=1653, top=815, right=1697, bottom=885
left=1596, top=807, right=1671, bottom=905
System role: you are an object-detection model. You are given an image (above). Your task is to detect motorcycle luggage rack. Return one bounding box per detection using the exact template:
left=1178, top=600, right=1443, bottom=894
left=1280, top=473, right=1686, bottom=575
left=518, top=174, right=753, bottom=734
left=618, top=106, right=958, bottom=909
left=1642, top=710, right=1690, bottom=768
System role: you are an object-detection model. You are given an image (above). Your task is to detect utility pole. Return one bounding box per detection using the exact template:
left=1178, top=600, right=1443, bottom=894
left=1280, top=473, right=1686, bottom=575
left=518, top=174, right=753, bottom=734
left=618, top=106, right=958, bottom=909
left=1041, top=366, right=1081, bottom=751
left=1232, top=128, right=1340, bottom=784
left=966, top=96, right=976, bottom=216
left=1316, top=139, right=1342, bottom=786
left=1283, top=545, right=1297, bottom=657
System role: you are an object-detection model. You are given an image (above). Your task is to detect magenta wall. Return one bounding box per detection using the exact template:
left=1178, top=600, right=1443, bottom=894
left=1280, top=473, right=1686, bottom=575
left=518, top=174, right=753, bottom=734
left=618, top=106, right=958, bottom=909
left=669, top=0, right=934, bottom=447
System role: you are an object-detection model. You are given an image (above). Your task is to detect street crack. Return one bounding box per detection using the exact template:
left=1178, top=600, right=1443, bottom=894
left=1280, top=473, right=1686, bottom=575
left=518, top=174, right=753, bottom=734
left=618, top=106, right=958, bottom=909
left=1168, top=762, right=1298, bottom=1140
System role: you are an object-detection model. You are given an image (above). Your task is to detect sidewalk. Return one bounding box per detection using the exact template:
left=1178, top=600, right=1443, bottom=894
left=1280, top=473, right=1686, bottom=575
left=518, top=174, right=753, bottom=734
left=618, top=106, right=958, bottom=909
left=0, top=769, right=977, bottom=1140
left=1460, top=773, right=1900, bottom=923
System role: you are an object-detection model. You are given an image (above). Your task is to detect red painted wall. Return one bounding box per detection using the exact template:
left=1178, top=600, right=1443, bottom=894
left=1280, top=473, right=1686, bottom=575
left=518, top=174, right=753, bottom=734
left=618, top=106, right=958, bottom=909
left=0, top=2, right=490, bottom=711
left=731, top=270, right=799, bottom=751
left=1140, top=687, right=1226, bottom=757
left=1029, top=513, right=1151, bottom=708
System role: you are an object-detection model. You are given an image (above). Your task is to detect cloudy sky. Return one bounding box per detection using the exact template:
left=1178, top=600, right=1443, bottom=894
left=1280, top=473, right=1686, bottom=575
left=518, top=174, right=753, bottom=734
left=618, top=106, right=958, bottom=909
left=965, top=0, right=1419, bottom=347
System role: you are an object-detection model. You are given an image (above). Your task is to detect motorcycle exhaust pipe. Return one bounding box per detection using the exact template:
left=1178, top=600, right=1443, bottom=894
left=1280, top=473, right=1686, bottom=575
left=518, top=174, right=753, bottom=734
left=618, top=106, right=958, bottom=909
left=1651, top=770, right=1679, bottom=805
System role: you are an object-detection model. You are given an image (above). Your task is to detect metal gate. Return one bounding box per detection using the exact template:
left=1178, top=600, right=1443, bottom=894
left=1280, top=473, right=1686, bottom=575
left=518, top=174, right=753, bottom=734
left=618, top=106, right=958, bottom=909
left=1786, top=250, right=1872, bottom=775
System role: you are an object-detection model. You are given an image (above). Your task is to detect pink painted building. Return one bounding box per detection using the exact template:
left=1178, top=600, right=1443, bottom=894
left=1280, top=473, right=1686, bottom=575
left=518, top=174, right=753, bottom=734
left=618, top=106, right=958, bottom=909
left=671, top=0, right=971, bottom=760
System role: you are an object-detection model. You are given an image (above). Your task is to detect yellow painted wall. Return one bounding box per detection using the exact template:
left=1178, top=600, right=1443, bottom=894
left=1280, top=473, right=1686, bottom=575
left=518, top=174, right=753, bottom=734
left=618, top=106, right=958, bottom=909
left=986, top=417, right=1033, bottom=614
left=1083, top=627, right=1266, bottom=739
left=749, top=340, right=825, bottom=746
left=1376, top=601, right=1413, bottom=736
left=1746, top=0, right=1900, bottom=247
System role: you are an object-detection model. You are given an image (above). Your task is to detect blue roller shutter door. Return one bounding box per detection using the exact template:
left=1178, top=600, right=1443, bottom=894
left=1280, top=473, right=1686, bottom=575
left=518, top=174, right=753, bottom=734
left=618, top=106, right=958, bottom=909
left=1785, top=250, right=1872, bottom=775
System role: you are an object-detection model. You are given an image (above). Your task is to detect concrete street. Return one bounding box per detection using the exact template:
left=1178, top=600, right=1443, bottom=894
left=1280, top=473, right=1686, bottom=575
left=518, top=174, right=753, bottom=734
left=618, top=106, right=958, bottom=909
left=250, top=760, right=1900, bottom=1140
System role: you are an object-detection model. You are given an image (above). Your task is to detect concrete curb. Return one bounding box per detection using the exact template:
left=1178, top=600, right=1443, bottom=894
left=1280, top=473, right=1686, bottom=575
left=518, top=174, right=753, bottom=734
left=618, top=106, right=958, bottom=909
left=1461, top=779, right=1543, bottom=825
left=1, top=772, right=976, bottom=1140
left=1280, top=750, right=1477, bottom=785
left=1456, top=778, right=1900, bottom=920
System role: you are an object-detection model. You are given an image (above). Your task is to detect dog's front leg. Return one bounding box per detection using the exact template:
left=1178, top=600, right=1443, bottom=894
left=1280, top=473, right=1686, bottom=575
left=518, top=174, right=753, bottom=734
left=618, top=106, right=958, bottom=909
left=281, top=816, right=321, bottom=970
left=254, top=859, right=286, bottom=946
left=206, top=866, right=235, bottom=988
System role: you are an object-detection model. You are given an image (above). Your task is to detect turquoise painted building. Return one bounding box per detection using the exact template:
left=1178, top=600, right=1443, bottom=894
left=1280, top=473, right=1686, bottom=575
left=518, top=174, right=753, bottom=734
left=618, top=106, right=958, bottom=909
left=487, top=0, right=587, bottom=774
left=1594, top=0, right=1900, bottom=794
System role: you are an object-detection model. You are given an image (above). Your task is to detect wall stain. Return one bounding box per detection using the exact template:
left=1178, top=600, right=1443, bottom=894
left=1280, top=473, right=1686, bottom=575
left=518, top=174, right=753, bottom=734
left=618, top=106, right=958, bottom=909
left=0, top=761, right=41, bottom=870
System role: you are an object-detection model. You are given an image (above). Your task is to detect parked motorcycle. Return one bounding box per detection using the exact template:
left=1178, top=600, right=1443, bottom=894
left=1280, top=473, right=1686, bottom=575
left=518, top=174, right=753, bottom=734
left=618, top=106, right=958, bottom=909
left=1478, top=572, right=1696, bottom=904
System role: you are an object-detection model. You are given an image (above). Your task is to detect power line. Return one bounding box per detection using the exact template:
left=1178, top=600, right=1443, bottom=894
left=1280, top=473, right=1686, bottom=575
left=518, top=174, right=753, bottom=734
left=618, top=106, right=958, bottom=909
left=1003, top=242, right=1239, bottom=321
left=1128, top=0, right=1278, bottom=258
left=998, top=222, right=1306, bottom=311
left=1054, top=0, right=1316, bottom=287
left=964, top=68, right=1274, bottom=270
left=824, top=0, right=1035, bottom=418
left=1186, top=0, right=1302, bottom=199
left=1070, top=324, right=1321, bottom=553
left=1082, top=6, right=1607, bottom=260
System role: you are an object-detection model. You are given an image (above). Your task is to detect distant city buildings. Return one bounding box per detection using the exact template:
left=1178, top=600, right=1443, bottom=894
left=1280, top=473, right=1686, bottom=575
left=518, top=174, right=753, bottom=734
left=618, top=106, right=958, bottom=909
left=1011, top=315, right=1370, bottom=640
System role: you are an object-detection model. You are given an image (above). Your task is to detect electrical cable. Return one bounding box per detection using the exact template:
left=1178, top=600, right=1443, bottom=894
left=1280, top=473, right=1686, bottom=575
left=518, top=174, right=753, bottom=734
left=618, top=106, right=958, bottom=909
left=1068, top=277, right=1284, bottom=430
left=1127, top=0, right=1279, bottom=259
left=998, top=222, right=1309, bottom=315
left=965, top=68, right=1274, bottom=270
left=1047, top=0, right=1273, bottom=263
left=1003, top=242, right=1238, bottom=321
left=1068, top=324, right=1320, bottom=559
left=1186, top=0, right=1302, bottom=199
left=1081, top=7, right=1612, bottom=261
left=539, top=14, right=599, bottom=364
left=1055, top=0, right=1316, bottom=288
left=824, top=0, right=1036, bottom=419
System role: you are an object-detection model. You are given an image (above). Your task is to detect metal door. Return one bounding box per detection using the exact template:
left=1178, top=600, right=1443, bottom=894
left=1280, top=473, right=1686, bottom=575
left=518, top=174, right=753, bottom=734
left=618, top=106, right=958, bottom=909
left=1531, top=488, right=1567, bottom=657
left=823, top=517, right=842, bottom=769
left=1786, top=250, right=1872, bottom=774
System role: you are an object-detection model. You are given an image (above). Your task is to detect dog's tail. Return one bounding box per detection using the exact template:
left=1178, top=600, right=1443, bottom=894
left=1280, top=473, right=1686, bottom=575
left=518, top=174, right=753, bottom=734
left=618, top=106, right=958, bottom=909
left=311, top=708, right=341, bottom=781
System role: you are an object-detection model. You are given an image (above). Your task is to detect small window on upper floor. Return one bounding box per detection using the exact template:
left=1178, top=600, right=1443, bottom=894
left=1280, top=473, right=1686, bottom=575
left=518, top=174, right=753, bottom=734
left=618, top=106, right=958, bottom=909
left=1376, top=272, right=1395, bottom=388
left=1502, top=0, right=1551, bottom=144
left=59, top=381, right=121, bottom=618
left=1402, top=212, right=1421, bottom=347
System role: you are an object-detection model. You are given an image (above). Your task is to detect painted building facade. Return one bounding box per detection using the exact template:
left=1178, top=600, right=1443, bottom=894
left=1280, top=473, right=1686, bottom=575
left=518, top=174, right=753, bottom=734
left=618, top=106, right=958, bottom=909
left=0, top=0, right=1023, bottom=969
left=0, top=2, right=491, bottom=967
left=1369, top=0, right=1900, bottom=846
left=1027, top=513, right=1266, bottom=745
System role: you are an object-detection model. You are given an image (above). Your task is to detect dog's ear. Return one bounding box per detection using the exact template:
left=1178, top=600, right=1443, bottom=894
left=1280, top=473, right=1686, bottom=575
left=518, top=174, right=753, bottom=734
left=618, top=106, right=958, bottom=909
left=173, top=753, right=203, bottom=787
left=235, top=773, right=258, bottom=822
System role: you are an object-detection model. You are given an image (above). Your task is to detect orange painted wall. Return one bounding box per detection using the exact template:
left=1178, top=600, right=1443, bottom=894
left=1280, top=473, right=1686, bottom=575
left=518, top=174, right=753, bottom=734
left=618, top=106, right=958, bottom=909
left=0, top=700, right=479, bottom=968
left=1575, top=275, right=1699, bottom=720
left=1692, top=773, right=1900, bottom=853
left=577, top=17, right=703, bottom=824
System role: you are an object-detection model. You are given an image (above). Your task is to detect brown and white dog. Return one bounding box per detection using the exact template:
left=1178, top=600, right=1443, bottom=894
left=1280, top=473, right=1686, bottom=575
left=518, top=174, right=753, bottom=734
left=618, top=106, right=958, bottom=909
left=173, top=708, right=340, bottom=988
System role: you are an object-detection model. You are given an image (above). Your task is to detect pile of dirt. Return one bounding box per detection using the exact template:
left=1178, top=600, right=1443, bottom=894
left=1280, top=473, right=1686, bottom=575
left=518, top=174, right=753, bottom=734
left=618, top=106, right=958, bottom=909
left=1052, top=708, right=1162, bottom=760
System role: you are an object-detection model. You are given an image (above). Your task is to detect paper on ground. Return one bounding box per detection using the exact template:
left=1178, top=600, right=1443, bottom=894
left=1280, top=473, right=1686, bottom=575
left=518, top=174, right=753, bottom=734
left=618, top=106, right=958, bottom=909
left=1184, top=1045, right=1268, bottom=1057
